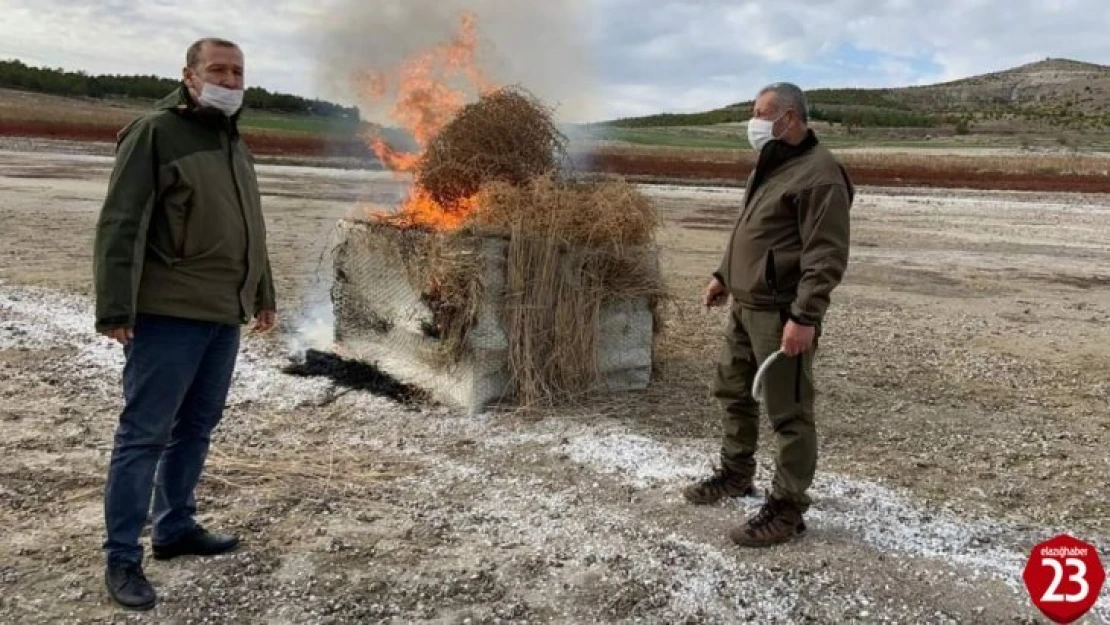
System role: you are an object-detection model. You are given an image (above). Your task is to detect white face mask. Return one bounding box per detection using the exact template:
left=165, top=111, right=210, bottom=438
left=196, top=82, right=243, bottom=116
left=747, top=114, right=785, bottom=152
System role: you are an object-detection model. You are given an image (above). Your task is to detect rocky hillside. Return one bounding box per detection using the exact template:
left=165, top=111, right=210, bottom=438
left=604, top=58, right=1110, bottom=131
left=891, top=58, right=1110, bottom=114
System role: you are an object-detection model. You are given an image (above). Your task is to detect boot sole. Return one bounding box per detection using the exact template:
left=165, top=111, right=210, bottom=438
left=683, top=488, right=757, bottom=505
left=106, top=586, right=156, bottom=611
left=731, top=533, right=804, bottom=548
left=152, top=535, right=240, bottom=560
left=731, top=524, right=807, bottom=548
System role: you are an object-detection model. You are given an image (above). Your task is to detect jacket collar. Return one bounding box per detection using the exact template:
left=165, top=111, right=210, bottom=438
left=159, top=82, right=241, bottom=136
left=755, top=129, right=818, bottom=177
left=746, top=129, right=818, bottom=204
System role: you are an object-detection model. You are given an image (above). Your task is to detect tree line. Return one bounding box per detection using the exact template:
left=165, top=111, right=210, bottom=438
left=602, top=105, right=948, bottom=129
left=0, top=59, right=360, bottom=120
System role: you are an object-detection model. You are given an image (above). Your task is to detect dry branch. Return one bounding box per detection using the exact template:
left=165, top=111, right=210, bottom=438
left=415, top=86, right=568, bottom=208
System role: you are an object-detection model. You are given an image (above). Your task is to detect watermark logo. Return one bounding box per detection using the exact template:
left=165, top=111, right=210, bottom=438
left=1022, top=534, right=1105, bottom=624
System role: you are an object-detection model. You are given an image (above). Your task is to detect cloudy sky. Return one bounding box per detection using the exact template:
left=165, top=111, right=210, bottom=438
left=2, top=0, right=1107, bottom=123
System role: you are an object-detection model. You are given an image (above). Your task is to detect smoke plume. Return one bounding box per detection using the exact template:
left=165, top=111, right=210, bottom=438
left=286, top=2, right=601, bottom=359
left=308, top=0, right=599, bottom=125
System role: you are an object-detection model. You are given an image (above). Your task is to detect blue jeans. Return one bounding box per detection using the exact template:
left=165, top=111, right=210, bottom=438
left=103, top=313, right=240, bottom=565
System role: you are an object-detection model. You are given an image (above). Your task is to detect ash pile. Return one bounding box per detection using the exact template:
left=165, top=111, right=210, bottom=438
left=331, top=87, right=665, bottom=415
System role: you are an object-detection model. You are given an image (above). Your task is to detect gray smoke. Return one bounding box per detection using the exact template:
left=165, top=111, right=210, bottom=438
left=308, top=0, right=600, bottom=125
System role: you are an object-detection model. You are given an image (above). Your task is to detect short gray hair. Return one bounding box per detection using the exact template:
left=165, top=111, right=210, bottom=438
left=186, top=37, right=240, bottom=69
left=758, top=82, right=809, bottom=123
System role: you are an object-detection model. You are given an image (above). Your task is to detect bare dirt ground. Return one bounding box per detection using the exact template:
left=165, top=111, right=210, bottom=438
left=1, top=146, right=1108, bottom=624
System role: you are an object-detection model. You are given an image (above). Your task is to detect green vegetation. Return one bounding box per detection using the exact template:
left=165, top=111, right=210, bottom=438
left=600, top=107, right=747, bottom=128
left=806, top=88, right=908, bottom=109
left=603, top=104, right=950, bottom=130
left=0, top=59, right=359, bottom=121
left=581, top=121, right=1109, bottom=152
left=810, top=106, right=952, bottom=129
left=236, top=112, right=364, bottom=135
left=597, top=127, right=745, bottom=149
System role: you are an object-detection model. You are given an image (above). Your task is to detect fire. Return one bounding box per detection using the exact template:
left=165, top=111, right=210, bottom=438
left=394, top=186, right=479, bottom=231
left=353, top=12, right=497, bottom=230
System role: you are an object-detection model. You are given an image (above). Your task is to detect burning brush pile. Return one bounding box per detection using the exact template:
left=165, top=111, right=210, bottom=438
left=332, top=14, right=664, bottom=412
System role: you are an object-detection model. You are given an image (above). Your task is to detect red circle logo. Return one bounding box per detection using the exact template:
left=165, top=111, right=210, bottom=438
left=1022, top=534, right=1106, bottom=624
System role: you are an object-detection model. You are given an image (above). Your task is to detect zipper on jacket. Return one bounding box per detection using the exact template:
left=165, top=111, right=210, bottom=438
left=178, top=204, right=190, bottom=258
left=225, top=132, right=252, bottom=320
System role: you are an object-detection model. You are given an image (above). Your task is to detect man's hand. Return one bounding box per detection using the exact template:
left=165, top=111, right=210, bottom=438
left=781, top=320, right=815, bottom=356
left=703, top=277, right=728, bottom=308
left=102, top=327, right=134, bottom=345
left=252, top=309, right=277, bottom=333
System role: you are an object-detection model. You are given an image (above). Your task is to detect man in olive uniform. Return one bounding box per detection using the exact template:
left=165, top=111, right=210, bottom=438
left=683, top=82, right=853, bottom=548
left=93, top=38, right=276, bottom=610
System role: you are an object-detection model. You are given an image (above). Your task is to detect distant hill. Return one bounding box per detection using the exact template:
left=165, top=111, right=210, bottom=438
left=0, top=58, right=360, bottom=121
left=602, top=58, right=1110, bottom=132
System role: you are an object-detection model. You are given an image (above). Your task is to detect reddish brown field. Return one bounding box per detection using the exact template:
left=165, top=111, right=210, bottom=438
left=3, top=117, right=1109, bottom=192
left=0, top=119, right=341, bottom=156
left=586, top=151, right=1110, bottom=193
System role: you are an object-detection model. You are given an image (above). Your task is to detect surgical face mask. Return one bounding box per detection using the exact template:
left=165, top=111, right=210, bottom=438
left=196, top=82, right=243, bottom=116
left=746, top=113, right=785, bottom=152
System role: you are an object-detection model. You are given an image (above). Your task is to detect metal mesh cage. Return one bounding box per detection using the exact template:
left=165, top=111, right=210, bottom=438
left=330, top=218, right=654, bottom=415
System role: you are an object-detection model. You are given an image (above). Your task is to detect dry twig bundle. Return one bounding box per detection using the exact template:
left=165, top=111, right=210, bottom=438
left=417, top=233, right=486, bottom=365
left=469, top=174, right=665, bottom=407
left=415, top=86, right=568, bottom=208
left=346, top=85, right=665, bottom=409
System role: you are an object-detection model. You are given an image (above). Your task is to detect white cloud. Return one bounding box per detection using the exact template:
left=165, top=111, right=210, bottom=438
left=592, top=0, right=1110, bottom=117
left=0, top=0, right=1108, bottom=121
left=0, top=0, right=320, bottom=95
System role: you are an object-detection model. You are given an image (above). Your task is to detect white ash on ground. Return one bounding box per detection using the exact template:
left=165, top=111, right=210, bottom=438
left=3, top=286, right=1108, bottom=623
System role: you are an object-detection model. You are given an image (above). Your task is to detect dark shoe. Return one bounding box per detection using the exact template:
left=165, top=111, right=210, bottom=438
left=682, top=466, right=756, bottom=504
left=152, top=525, right=239, bottom=560
left=730, top=496, right=806, bottom=548
left=105, top=561, right=156, bottom=611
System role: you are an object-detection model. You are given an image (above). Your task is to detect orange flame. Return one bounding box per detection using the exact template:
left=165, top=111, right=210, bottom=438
left=353, top=12, right=497, bottom=230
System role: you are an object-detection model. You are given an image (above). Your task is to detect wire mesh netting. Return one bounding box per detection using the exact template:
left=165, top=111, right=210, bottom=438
left=329, top=218, right=657, bottom=415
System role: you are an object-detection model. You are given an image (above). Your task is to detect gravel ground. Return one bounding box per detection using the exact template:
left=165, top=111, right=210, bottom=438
left=1, top=148, right=1108, bottom=623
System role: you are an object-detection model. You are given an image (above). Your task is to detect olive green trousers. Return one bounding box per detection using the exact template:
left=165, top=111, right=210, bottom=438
left=712, top=303, right=819, bottom=512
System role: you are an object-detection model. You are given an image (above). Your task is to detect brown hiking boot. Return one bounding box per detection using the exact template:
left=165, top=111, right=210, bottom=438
left=730, top=497, right=806, bottom=547
left=682, top=466, right=755, bottom=504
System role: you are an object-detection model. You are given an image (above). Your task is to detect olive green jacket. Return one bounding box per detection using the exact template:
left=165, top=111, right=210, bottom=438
left=93, top=84, right=275, bottom=332
left=715, top=131, right=853, bottom=326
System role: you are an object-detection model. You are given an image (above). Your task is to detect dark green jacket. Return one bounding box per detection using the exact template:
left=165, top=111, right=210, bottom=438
left=93, top=84, right=275, bottom=332
left=715, top=131, right=853, bottom=326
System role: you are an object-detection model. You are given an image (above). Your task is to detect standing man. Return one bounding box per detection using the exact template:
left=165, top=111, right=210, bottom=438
left=683, top=82, right=853, bottom=548
left=93, top=37, right=276, bottom=610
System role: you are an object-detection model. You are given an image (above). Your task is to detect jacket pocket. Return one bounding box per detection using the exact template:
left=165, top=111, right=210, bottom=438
left=765, top=248, right=802, bottom=295
left=162, top=197, right=192, bottom=259
left=764, top=249, right=777, bottom=295
left=173, top=198, right=225, bottom=263
left=173, top=240, right=226, bottom=266
left=178, top=202, right=191, bottom=257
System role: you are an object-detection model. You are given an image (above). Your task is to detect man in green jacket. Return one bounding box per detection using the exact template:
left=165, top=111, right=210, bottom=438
left=93, top=37, right=276, bottom=610
left=682, top=82, right=853, bottom=548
